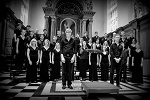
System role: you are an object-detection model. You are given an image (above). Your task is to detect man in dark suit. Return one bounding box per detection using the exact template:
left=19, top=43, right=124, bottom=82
left=43, top=29, right=49, bottom=39
left=25, top=25, right=31, bottom=37
left=110, top=34, right=123, bottom=88
left=82, top=31, right=89, bottom=43
left=56, top=31, right=62, bottom=43
left=60, top=28, right=77, bottom=89
left=92, top=31, right=100, bottom=43
left=100, top=33, right=108, bottom=45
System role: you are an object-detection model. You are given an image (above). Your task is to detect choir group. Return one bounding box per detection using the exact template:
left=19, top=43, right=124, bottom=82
left=12, top=23, right=144, bottom=89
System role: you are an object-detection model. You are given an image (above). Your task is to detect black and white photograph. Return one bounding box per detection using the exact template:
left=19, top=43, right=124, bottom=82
left=0, top=0, right=150, bottom=100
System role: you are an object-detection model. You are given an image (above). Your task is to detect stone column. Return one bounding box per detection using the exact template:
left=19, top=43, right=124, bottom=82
left=50, top=16, right=56, bottom=42
left=88, top=19, right=93, bottom=38
left=44, top=16, right=49, bottom=30
left=44, top=16, right=49, bottom=38
left=82, top=19, right=87, bottom=37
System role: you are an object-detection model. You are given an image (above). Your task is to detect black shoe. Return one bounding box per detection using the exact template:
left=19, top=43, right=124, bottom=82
left=68, top=85, right=73, bottom=89
left=62, top=85, right=66, bottom=89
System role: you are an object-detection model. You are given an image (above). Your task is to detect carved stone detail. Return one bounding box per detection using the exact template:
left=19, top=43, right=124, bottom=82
left=46, top=0, right=53, bottom=7
left=57, top=3, right=81, bottom=15
left=84, top=0, right=93, bottom=11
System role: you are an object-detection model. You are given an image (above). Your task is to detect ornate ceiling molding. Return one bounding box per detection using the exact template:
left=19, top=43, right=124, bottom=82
left=45, top=0, right=93, bottom=11
left=44, top=0, right=95, bottom=18
left=83, top=0, right=93, bottom=11
left=43, top=7, right=55, bottom=16
left=82, top=11, right=95, bottom=16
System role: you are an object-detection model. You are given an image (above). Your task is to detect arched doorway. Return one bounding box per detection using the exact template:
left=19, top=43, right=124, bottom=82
left=60, top=18, right=76, bottom=37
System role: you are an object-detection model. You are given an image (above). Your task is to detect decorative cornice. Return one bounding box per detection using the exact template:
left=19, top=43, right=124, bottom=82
left=43, top=7, right=55, bottom=13
left=82, top=11, right=95, bottom=16
left=89, top=18, right=93, bottom=22
left=44, top=16, right=49, bottom=18
left=43, top=7, right=55, bottom=16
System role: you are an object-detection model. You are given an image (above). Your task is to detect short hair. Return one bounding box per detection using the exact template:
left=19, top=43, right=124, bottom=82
left=95, top=31, right=98, bottom=34
left=65, top=28, right=72, bottom=33
left=26, top=25, right=31, bottom=28
left=113, top=32, right=116, bottom=35
left=115, top=34, right=120, bottom=37
left=132, top=38, right=137, bottom=43
left=21, top=29, right=26, bottom=33
left=17, top=23, right=21, bottom=26
left=30, top=29, right=34, bottom=33
left=43, top=29, right=47, bottom=31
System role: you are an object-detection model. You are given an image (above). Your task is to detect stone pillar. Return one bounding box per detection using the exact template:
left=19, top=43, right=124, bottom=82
left=82, top=19, right=87, bottom=37
left=50, top=16, right=56, bottom=42
left=88, top=19, right=93, bottom=38
left=44, top=16, right=49, bottom=30
left=44, top=16, right=49, bottom=38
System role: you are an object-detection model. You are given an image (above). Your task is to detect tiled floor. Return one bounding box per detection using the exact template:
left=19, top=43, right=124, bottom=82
left=0, top=71, right=150, bottom=100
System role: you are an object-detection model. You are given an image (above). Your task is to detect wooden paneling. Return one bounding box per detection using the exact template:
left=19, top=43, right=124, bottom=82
left=0, top=7, right=22, bottom=56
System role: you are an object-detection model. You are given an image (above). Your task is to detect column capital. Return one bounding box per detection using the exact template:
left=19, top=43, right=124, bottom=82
left=82, top=19, right=87, bottom=21
left=89, top=19, right=93, bottom=22
left=44, top=16, right=49, bottom=18
left=50, top=16, right=56, bottom=21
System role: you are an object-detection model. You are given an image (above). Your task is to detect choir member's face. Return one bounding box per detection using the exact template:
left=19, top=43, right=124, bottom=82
left=89, top=38, right=92, bottom=43
left=56, top=43, right=60, bottom=49
left=26, top=26, right=31, bottom=31
left=104, top=33, right=107, bottom=38
left=113, top=33, right=116, bottom=37
left=21, top=30, right=26, bottom=36
left=121, top=31, right=125, bottom=38
left=44, top=39, right=49, bottom=46
left=30, top=31, right=34, bottom=37
left=36, top=29, right=39, bottom=34
left=83, top=41, right=86, bottom=47
left=84, top=32, right=87, bottom=36
left=53, top=36, right=57, bottom=42
left=76, top=34, right=79, bottom=38
left=32, top=41, right=37, bottom=47
left=40, top=35, right=44, bottom=40
left=136, top=44, right=140, bottom=49
left=17, top=24, right=22, bottom=29
left=96, top=39, right=99, bottom=44
left=115, top=35, right=120, bottom=43
left=44, top=30, right=47, bottom=34
left=57, top=31, right=61, bottom=36
left=103, top=41, right=108, bottom=46
left=80, top=38, right=83, bottom=43
left=132, top=39, right=136, bottom=44
left=130, top=32, right=134, bottom=37
left=65, top=31, right=71, bottom=38
left=95, top=32, right=98, bottom=36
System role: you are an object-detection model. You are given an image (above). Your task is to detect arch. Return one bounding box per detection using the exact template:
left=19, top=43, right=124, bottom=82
left=60, top=18, right=77, bottom=37
left=56, top=2, right=82, bottom=15
left=51, top=0, right=86, bottom=11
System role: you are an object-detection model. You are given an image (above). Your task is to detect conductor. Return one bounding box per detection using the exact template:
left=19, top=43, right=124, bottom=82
left=60, top=28, right=77, bottom=89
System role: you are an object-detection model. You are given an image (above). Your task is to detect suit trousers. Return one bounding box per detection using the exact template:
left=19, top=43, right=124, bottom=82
left=62, top=56, right=74, bottom=86
left=110, top=59, right=121, bottom=86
